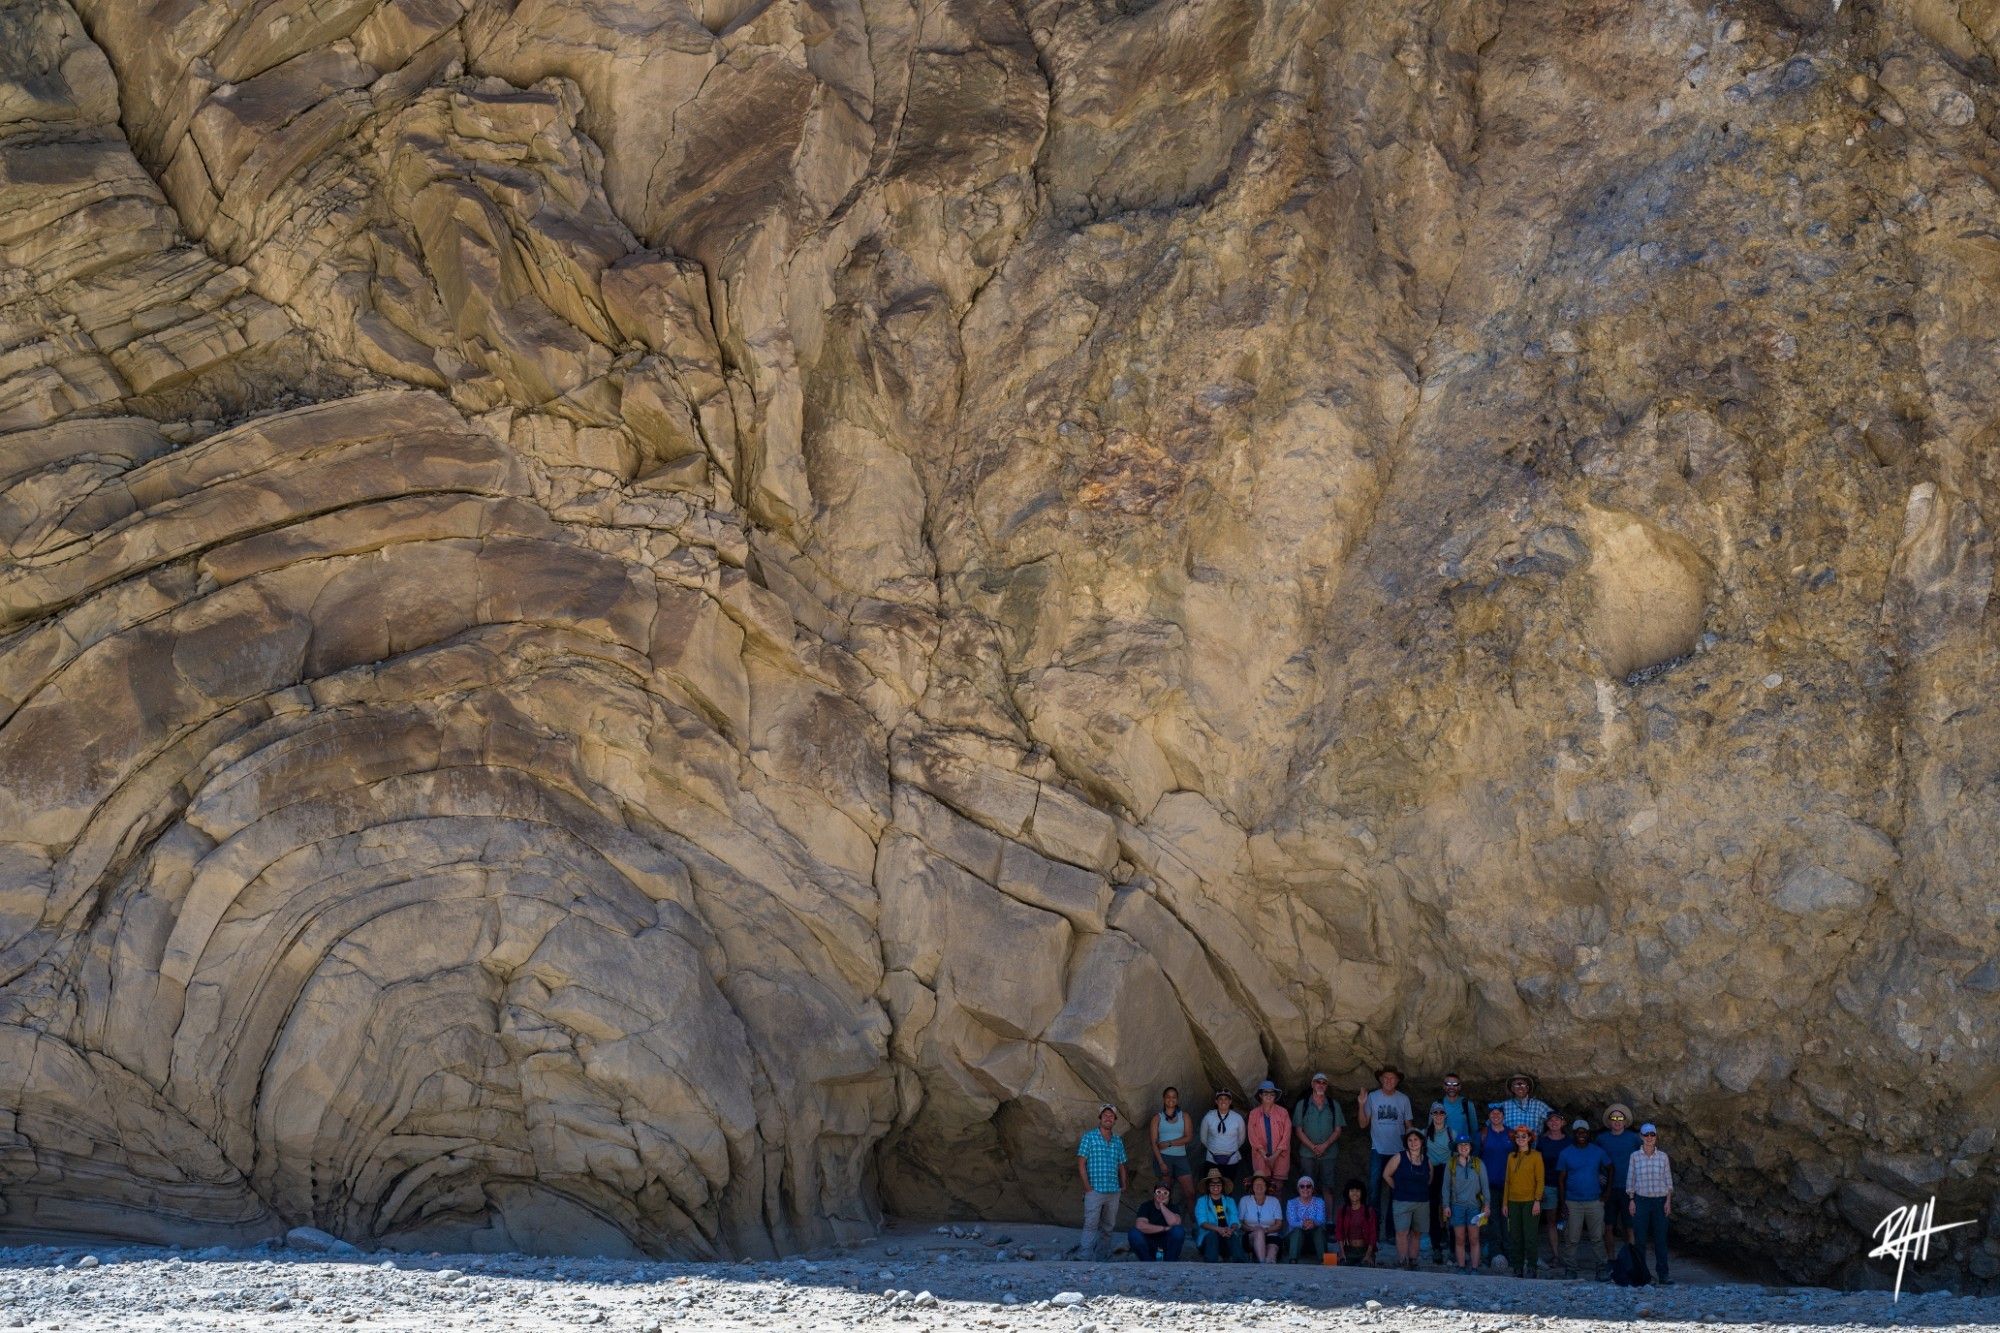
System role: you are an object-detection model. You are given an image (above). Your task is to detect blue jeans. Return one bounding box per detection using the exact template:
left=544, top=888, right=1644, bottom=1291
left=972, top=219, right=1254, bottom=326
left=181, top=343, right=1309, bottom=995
left=1130, top=1224, right=1184, bottom=1261
left=1631, top=1197, right=1669, bottom=1280
left=1369, top=1152, right=1397, bottom=1239
left=1197, top=1229, right=1243, bottom=1262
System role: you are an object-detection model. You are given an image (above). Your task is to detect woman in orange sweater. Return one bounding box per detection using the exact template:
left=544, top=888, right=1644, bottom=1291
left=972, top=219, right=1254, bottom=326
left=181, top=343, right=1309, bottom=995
left=1504, top=1125, right=1545, bottom=1278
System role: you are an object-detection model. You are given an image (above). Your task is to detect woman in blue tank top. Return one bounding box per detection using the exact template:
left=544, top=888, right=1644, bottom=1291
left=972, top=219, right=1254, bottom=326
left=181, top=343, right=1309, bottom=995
left=1383, top=1128, right=1433, bottom=1269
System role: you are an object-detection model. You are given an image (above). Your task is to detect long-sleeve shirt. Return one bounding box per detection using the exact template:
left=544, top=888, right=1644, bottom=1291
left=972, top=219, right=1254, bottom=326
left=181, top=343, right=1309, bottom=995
left=1285, top=1196, right=1327, bottom=1230
left=1333, top=1204, right=1377, bottom=1247
left=1504, top=1149, right=1545, bottom=1204
left=1501, top=1097, right=1554, bottom=1132
left=1625, top=1146, right=1674, bottom=1198
left=1247, top=1104, right=1292, bottom=1179
left=1444, top=1159, right=1490, bottom=1212
left=1195, top=1196, right=1239, bottom=1230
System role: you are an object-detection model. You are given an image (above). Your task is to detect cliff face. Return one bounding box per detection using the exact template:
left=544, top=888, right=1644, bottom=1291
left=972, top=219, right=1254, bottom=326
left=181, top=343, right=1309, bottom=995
left=0, top=0, right=1995, bottom=1283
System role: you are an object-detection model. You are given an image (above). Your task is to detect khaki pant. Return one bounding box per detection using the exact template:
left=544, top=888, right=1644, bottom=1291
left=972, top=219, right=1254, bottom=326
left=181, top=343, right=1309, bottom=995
left=1565, top=1199, right=1604, bottom=1272
left=1080, top=1190, right=1119, bottom=1260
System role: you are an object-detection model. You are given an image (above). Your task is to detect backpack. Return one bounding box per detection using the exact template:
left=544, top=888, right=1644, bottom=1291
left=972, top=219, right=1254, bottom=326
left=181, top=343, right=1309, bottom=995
left=1611, top=1241, right=1652, bottom=1287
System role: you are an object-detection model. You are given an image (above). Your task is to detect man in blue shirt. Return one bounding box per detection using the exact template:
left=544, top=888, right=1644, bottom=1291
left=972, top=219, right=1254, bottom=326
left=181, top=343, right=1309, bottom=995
left=1596, top=1103, right=1643, bottom=1265
left=1476, top=1104, right=1513, bottom=1262
left=1555, top=1120, right=1612, bottom=1279
left=1438, top=1073, right=1480, bottom=1142
left=1076, top=1105, right=1128, bottom=1260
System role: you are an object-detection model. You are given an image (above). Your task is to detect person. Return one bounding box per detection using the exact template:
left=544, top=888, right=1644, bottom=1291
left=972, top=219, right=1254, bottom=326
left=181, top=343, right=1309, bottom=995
left=1284, top=1175, right=1327, bottom=1263
left=1129, top=1181, right=1185, bottom=1261
left=1151, top=1086, right=1195, bottom=1210
left=1535, top=1110, right=1570, bottom=1268
left=1424, top=1103, right=1454, bottom=1264
left=1292, top=1073, right=1345, bottom=1197
left=1199, top=1090, right=1248, bottom=1190
left=1597, top=1104, right=1642, bottom=1263
left=1076, top=1104, right=1128, bottom=1261
left=1239, top=1173, right=1284, bottom=1263
left=1247, top=1080, right=1293, bottom=1189
left=1333, top=1179, right=1377, bottom=1265
left=1499, top=1073, right=1554, bottom=1132
left=1504, top=1125, right=1545, bottom=1277
left=1477, top=1104, right=1512, bottom=1263
left=1626, top=1123, right=1674, bottom=1285
left=1383, top=1127, right=1431, bottom=1270
left=1193, top=1170, right=1241, bottom=1262
left=1357, top=1067, right=1412, bottom=1242
left=1557, top=1120, right=1611, bottom=1280
left=1444, top=1135, right=1490, bottom=1272
left=1438, top=1073, right=1480, bottom=1142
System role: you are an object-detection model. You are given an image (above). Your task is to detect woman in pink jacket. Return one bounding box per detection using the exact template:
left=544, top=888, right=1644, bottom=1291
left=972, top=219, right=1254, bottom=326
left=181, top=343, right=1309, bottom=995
left=1247, top=1080, right=1293, bottom=1189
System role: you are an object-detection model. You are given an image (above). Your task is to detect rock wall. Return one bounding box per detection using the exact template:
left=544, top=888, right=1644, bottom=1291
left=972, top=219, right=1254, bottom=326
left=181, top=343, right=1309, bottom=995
left=0, top=0, right=1995, bottom=1284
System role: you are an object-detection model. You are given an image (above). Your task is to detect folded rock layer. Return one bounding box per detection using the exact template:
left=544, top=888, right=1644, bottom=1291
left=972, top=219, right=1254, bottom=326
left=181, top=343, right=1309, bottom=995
left=0, top=0, right=1994, bottom=1285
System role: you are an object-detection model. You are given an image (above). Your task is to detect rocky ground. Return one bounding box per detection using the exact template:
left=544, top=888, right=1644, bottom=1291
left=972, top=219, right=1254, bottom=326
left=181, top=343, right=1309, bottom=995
left=1, top=1223, right=1992, bottom=1332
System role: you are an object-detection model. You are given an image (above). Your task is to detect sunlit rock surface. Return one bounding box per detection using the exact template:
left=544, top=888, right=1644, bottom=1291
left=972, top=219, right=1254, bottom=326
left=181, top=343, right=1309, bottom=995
left=0, top=0, right=1995, bottom=1285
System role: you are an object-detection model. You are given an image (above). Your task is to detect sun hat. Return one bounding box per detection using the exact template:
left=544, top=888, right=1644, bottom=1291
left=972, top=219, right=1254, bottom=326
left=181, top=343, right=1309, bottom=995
left=1605, top=1103, right=1633, bottom=1123
left=1256, top=1079, right=1280, bottom=1095
left=1508, top=1071, right=1534, bottom=1086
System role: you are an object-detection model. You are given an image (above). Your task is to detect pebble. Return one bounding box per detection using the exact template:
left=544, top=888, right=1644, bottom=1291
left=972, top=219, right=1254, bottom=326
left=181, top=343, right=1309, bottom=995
left=1053, top=1290, right=1086, bottom=1306
left=76, top=1256, right=101, bottom=1269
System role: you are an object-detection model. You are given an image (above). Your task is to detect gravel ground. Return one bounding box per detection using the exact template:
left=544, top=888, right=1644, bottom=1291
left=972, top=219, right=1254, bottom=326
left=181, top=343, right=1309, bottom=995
left=1, top=1222, right=1990, bottom=1332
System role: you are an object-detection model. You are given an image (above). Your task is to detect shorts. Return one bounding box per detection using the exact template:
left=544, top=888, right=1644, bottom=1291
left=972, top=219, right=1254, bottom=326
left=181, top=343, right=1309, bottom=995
left=1159, top=1154, right=1193, bottom=1178
left=1542, top=1187, right=1559, bottom=1211
left=1392, top=1200, right=1429, bottom=1234
left=1450, top=1205, right=1483, bottom=1228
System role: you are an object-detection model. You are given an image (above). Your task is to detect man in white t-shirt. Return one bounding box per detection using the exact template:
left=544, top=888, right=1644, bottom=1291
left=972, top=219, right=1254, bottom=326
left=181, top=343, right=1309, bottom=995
left=1199, top=1089, right=1249, bottom=1189
left=1357, top=1066, right=1412, bottom=1242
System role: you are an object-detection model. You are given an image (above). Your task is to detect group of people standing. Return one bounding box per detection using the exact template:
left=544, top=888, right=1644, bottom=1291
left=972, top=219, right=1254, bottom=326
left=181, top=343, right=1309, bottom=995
left=1075, top=1069, right=1677, bottom=1284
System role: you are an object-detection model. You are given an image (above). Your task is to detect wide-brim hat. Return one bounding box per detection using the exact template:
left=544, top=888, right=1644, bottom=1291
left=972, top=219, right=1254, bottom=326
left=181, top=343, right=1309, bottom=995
left=1202, top=1167, right=1233, bottom=1191
left=1507, top=1071, right=1535, bottom=1088
left=1605, top=1102, right=1634, bottom=1124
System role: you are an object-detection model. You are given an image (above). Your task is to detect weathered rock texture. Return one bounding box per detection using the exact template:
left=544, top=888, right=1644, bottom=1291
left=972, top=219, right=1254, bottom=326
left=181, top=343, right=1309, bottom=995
left=0, top=0, right=1996, bottom=1285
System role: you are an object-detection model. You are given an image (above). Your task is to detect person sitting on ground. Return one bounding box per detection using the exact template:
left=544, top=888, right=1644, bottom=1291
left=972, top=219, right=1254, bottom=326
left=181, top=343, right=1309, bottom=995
left=1357, top=1066, right=1412, bottom=1243
left=1384, top=1127, right=1431, bottom=1270
left=1284, top=1175, right=1328, bottom=1263
left=1293, top=1072, right=1345, bottom=1197
left=1504, top=1125, right=1545, bottom=1278
left=1444, top=1135, right=1490, bottom=1273
left=1129, top=1181, right=1185, bottom=1262
left=1535, top=1110, right=1570, bottom=1269
left=1424, top=1103, right=1455, bottom=1265
left=1193, top=1170, right=1242, bottom=1263
left=1332, top=1179, right=1377, bottom=1266
left=1238, top=1173, right=1284, bottom=1264
left=1151, top=1086, right=1196, bottom=1211
left=1199, top=1089, right=1248, bottom=1190
left=1597, top=1104, right=1642, bottom=1265
left=1557, top=1120, right=1611, bottom=1280
left=1477, top=1104, right=1512, bottom=1263
left=1247, top=1080, right=1293, bottom=1190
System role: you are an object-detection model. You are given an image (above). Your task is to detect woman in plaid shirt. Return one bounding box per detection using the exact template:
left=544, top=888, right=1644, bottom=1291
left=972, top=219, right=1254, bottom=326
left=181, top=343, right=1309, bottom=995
left=1625, top=1123, right=1674, bottom=1284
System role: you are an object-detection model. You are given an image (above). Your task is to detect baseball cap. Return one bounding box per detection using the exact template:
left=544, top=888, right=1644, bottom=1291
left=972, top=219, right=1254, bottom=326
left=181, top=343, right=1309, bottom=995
left=1639, top=1122, right=1658, bottom=1135
left=1098, top=1103, right=1116, bottom=1114
left=1311, top=1072, right=1329, bottom=1082
left=1573, top=1119, right=1590, bottom=1131
left=1429, top=1102, right=1446, bottom=1114
left=1456, top=1135, right=1471, bottom=1145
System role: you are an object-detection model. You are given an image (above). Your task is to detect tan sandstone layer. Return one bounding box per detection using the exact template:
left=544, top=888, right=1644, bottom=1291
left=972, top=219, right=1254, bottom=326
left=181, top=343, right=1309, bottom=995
left=0, top=0, right=1994, bottom=1287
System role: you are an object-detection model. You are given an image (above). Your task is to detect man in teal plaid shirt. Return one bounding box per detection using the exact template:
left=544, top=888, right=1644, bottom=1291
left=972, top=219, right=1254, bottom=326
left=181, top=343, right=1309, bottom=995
left=1077, top=1104, right=1129, bottom=1260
